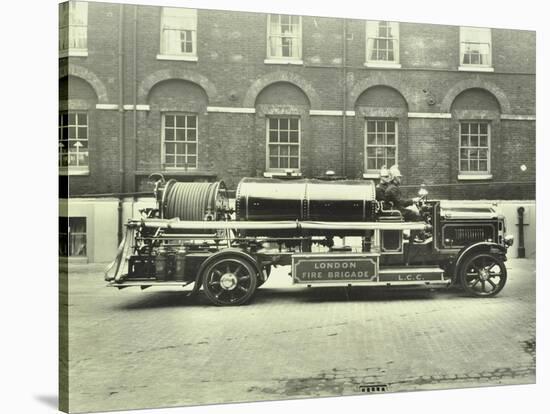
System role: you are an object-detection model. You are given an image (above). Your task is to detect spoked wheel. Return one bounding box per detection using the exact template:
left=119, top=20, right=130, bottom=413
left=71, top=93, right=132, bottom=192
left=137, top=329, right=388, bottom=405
left=202, top=256, right=258, bottom=306
left=460, top=253, right=507, bottom=297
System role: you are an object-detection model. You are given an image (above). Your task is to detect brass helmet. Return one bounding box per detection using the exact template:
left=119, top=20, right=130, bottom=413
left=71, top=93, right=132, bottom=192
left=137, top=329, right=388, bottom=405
left=388, top=165, right=402, bottom=180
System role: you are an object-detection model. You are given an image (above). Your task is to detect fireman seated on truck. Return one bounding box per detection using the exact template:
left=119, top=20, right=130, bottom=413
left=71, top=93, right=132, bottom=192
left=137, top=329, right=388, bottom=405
left=384, top=165, right=422, bottom=222
left=375, top=165, right=391, bottom=201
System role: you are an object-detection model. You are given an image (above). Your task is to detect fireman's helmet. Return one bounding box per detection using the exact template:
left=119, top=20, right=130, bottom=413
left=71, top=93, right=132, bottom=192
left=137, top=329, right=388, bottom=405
left=389, top=165, right=402, bottom=180
left=379, top=165, right=389, bottom=181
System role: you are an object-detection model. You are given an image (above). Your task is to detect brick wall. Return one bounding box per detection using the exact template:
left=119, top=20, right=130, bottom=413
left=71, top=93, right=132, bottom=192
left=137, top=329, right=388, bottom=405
left=60, top=2, right=535, bottom=200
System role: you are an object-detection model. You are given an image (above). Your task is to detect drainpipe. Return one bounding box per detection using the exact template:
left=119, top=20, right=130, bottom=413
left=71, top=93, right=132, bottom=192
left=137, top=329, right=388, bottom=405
left=341, top=19, right=347, bottom=177
left=117, top=4, right=125, bottom=243
left=133, top=5, right=138, bottom=194
left=517, top=206, right=526, bottom=258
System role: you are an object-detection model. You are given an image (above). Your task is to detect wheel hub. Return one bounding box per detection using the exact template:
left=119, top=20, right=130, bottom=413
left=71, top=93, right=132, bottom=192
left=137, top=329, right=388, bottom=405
left=220, top=273, right=238, bottom=290
left=479, top=269, right=489, bottom=281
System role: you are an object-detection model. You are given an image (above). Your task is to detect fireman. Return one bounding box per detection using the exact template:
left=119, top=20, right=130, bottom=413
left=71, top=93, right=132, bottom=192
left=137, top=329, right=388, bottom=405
left=384, top=165, right=421, bottom=222
left=375, top=165, right=390, bottom=201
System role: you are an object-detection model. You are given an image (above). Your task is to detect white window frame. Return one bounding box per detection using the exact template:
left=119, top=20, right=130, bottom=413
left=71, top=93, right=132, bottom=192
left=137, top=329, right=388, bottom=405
left=265, top=14, right=303, bottom=65
left=365, top=21, right=401, bottom=68
left=364, top=119, right=398, bottom=174
left=59, top=1, right=88, bottom=57
left=59, top=217, right=87, bottom=258
left=458, top=27, right=493, bottom=72
left=161, top=113, right=199, bottom=170
left=458, top=121, right=492, bottom=180
left=266, top=117, right=301, bottom=172
left=157, top=7, right=198, bottom=61
left=59, top=111, right=90, bottom=176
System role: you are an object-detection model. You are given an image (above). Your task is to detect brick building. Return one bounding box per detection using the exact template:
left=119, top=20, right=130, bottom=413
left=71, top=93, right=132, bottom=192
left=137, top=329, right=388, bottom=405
left=59, top=1, right=536, bottom=262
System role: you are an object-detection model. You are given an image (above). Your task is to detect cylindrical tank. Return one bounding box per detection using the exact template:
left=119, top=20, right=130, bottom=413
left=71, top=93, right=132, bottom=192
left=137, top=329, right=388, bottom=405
left=160, top=180, right=228, bottom=221
left=235, top=177, right=377, bottom=222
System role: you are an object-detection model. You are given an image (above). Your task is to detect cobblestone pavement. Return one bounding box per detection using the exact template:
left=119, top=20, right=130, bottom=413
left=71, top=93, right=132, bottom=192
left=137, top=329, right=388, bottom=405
left=63, top=258, right=536, bottom=413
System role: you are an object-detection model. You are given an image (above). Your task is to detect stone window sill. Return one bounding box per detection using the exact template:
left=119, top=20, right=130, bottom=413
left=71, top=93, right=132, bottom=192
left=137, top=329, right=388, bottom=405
left=363, top=173, right=381, bottom=179
left=59, top=50, right=88, bottom=58
left=458, top=65, right=494, bottom=72
left=264, top=58, right=304, bottom=66
left=364, top=62, right=402, bottom=69
left=59, top=168, right=90, bottom=176
left=263, top=171, right=302, bottom=178
left=457, top=174, right=493, bottom=180
left=156, top=54, right=198, bottom=62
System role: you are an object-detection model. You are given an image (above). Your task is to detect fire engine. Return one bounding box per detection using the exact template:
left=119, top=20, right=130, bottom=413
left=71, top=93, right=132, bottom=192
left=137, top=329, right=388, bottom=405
left=105, top=173, right=514, bottom=305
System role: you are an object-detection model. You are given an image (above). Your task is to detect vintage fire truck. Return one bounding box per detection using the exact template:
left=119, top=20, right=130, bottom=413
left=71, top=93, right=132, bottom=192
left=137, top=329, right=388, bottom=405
left=105, top=173, right=514, bottom=306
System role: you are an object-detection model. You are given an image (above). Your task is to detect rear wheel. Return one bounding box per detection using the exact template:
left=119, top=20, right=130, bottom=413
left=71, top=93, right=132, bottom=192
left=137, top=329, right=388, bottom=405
left=202, top=256, right=258, bottom=306
left=460, top=253, right=507, bottom=297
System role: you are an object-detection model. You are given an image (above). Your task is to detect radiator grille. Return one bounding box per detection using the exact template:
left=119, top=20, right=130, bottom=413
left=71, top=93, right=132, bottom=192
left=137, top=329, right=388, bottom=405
left=443, top=225, right=494, bottom=248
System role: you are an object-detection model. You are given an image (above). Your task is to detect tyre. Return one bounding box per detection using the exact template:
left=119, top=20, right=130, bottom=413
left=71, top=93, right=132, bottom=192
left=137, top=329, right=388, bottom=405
left=201, top=255, right=258, bottom=305
left=460, top=252, right=507, bottom=297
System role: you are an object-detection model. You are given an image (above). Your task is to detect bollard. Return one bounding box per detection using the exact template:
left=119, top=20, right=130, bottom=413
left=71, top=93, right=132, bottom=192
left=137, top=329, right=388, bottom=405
left=517, top=207, right=526, bottom=258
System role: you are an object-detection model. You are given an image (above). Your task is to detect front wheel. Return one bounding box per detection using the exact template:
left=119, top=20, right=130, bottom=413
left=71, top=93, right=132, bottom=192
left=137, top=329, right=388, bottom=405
left=460, top=253, right=507, bottom=297
left=202, top=256, right=258, bottom=306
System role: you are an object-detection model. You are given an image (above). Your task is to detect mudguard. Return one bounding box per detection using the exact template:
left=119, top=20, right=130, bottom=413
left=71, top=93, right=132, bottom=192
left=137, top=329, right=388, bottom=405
left=452, top=242, right=507, bottom=283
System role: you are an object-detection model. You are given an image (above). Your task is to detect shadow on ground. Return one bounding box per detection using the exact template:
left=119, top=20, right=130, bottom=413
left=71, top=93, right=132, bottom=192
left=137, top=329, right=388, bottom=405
left=111, top=284, right=471, bottom=310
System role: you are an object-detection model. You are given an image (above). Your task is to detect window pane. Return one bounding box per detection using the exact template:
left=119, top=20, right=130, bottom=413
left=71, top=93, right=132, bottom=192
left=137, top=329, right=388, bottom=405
left=279, top=131, right=289, bottom=143
left=269, top=144, right=279, bottom=156
left=269, top=157, right=279, bottom=169
left=165, top=143, right=175, bottom=154
left=165, top=155, right=174, bottom=165
left=165, top=128, right=174, bottom=140
left=479, top=123, right=488, bottom=134
left=175, top=129, right=185, bottom=141
left=367, top=121, right=376, bottom=132
left=460, top=135, right=469, bottom=147
left=269, top=130, right=278, bottom=142
left=187, top=116, right=196, bottom=128
left=186, top=156, right=197, bottom=168
left=280, top=118, right=288, bottom=130
left=68, top=113, right=76, bottom=125
left=78, top=127, right=87, bottom=139
left=280, top=158, right=288, bottom=168
left=269, top=118, right=278, bottom=129
left=186, top=129, right=196, bottom=141
left=289, top=131, right=299, bottom=143
left=479, top=136, right=488, bottom=147
left=479, top=160, right=488, bottom=171
left=470, top=136, right=479, bottom=147
left=187, top=143, right=197, bottom=155
left=386, top=133, right=395, bottom=146
left=386, top=122, right=395, bottom=133
left=176, top=116, right=185, bottom=127
left=280, top=146, right=289, bottom=156
left=367, top=133, right=376, bottom=145
left=461, top=123, right=469, bottom=134
left=376, top=121, right=386, bottom=132
left=289, top=146, right=299, bottom=156
left=367, top=158, right=377, bottom=170
left=289, top=157, right=299, bottom=168
left=165, top=115, right=174, bottom=127
left=68, top=127, right=76, bottom=138
left=460, top=160, right=469, bottom=171
left=289, top=119, right=299, bottom=130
